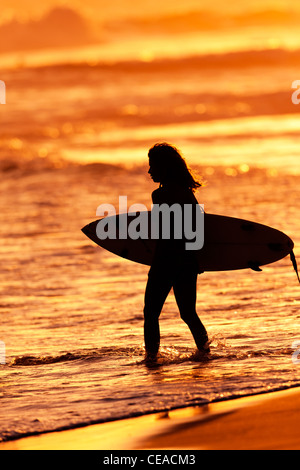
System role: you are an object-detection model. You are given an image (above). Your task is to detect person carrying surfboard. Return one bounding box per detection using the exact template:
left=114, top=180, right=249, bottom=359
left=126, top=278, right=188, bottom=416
left=144, top=142, right=210, bottom=360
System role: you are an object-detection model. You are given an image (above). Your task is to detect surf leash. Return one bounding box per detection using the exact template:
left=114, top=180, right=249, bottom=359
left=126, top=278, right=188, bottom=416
left=290, top=250, right=300, bottom=284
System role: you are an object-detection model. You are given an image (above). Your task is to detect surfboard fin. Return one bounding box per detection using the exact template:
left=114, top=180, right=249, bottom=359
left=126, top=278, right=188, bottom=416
left=248, top=261, right=262, bottom=272
left=290, top=250, right=300, bottom=284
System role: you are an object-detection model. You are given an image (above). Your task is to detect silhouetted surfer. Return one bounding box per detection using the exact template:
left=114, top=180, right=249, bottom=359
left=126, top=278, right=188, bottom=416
left=144, top=143, right=209, bottom=360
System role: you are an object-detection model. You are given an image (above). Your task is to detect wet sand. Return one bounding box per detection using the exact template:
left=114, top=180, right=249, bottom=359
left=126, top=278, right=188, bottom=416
left=1, top=387, right=300, bottom=450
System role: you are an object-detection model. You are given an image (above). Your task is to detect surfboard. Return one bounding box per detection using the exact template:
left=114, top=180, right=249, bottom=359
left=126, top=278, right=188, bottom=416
left=81, top=211, right=298, bottom=277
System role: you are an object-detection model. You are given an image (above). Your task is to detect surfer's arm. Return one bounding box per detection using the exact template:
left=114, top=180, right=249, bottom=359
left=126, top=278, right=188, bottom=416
left=151, top=188, right=163, bottom=204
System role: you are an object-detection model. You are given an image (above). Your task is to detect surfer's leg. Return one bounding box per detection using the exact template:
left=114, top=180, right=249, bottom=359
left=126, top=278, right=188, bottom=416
left=143, top=268, right=172, bottom=356
left=173, top=270, right=209, bottom=352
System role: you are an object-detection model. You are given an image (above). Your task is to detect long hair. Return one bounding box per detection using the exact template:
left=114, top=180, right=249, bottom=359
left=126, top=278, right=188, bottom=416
left=148, top=142, right=202, bottom=192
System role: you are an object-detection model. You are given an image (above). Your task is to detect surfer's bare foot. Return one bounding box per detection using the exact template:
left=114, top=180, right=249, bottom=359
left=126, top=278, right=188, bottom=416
left=143, top=349, right=160, bottom=366
left=144, top=351, right=158, bottom=362
left=196, top=331, right=210, bottom=352
left=196, top=340, right=210, bottom=358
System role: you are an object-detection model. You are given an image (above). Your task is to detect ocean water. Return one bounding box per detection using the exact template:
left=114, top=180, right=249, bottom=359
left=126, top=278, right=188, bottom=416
left=1, top=20, right=300, bottom=442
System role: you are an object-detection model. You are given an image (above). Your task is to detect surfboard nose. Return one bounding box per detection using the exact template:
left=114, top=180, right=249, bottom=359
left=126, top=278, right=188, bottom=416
left=81, top=223, right=93, bottom=237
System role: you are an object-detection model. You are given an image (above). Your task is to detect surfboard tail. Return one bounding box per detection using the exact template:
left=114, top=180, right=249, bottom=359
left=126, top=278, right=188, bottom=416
left=290, top=250, right=300, bottom=284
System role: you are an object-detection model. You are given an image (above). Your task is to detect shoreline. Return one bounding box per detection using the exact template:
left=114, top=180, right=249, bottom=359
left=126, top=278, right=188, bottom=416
left=1, top=386, right=300, bottom=450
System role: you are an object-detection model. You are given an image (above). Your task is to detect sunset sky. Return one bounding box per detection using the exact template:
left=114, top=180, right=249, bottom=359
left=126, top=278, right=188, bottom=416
left=1, top=0, right=300, bottom=25
left=1, top=0, right=300, bottom=64
left=0, top=0, right=297, bottom=14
